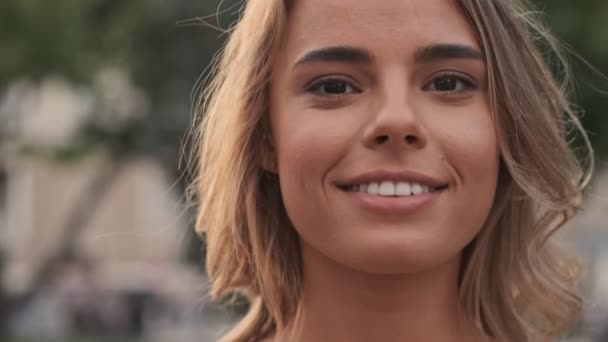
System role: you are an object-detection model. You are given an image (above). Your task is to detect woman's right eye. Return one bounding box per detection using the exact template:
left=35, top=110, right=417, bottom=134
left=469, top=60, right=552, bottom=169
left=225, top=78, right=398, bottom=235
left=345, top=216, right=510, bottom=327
left=306, top=77, right=360, bottom=96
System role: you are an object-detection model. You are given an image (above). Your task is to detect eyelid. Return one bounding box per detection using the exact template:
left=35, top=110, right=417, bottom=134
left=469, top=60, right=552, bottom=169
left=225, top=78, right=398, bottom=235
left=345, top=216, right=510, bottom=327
left=305, top=74, right=362, bottom=93
left=423, top=71, right=478, bottom=90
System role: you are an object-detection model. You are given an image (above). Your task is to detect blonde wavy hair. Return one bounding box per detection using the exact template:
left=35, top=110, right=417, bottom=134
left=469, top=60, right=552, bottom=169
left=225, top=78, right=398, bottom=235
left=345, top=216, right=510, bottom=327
left=190, top=0, right=594, bottom=341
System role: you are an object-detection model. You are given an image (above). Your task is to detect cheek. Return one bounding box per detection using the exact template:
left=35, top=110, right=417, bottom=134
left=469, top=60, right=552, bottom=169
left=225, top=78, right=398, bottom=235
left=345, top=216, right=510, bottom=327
left=272, top=101, right=362, bottom=188
left=442, top=113, right=499, bottom=186
left=423, top=95, right=499, bottom=187
left=435, top=107, right=500, bottom=233
left=271, top=103, right=358, bottom=226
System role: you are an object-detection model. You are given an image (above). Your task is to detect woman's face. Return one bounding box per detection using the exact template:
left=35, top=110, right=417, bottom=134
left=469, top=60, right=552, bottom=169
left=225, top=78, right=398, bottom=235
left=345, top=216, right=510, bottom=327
left=270, top=0, right=499, bottom=274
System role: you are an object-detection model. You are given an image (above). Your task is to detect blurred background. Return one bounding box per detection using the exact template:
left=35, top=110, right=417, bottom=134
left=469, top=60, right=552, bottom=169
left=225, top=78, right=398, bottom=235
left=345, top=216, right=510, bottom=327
left=0, top=1, right=606, bottom=341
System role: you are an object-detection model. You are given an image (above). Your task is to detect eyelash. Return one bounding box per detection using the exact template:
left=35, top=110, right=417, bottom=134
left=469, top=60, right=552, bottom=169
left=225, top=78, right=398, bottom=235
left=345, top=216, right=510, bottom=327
left=305, top=72, right=478, bottom=96
left=306, top=76, right=361, bottom=96
left=424, top=71, right=478, bottom=93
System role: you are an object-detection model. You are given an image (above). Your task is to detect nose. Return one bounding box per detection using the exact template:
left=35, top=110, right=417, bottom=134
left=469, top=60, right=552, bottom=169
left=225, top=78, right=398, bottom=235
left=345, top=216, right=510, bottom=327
left=363, top=90, right=427, bottom=151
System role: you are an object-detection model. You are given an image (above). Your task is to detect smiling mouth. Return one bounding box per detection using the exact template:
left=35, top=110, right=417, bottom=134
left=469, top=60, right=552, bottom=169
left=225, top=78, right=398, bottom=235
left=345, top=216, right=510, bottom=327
left=337, top=181, right=449, bottom=197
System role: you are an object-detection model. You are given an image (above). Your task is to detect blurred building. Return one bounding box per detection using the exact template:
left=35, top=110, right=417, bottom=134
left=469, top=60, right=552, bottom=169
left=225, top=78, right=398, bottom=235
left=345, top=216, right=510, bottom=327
left=0, top=76, right=193, bottom=290
left=0, top=78, right=223, bottom=341
left=1, top=152, right=194, bottom=288
left=571, top=170, right=608, bottom=337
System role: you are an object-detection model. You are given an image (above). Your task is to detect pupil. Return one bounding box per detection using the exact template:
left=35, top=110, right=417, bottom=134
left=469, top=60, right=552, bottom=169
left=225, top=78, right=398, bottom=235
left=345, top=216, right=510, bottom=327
left=436, top=78, right=457, bottom=91
left=324, top=81, right=347, bottom=94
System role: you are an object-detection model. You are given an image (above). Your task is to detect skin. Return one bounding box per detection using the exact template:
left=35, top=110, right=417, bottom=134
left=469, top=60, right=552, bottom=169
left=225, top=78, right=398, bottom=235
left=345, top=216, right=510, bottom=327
left=268, top=0, right=499, bottom=340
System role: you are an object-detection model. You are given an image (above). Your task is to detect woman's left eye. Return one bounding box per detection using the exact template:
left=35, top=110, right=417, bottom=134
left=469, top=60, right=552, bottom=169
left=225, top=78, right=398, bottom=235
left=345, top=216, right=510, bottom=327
left=424, top=73, right=477, bottom=93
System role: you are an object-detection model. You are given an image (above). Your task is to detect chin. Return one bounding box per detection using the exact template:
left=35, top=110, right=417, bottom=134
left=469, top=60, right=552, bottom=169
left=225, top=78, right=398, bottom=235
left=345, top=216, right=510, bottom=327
left=331, top=234, right=462, bottom=275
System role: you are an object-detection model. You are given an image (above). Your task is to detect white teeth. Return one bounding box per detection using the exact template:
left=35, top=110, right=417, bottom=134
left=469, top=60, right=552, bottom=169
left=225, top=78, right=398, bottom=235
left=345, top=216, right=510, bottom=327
left=346, top=181, right=436, bottom=197
left=379, top=181, right=395, bottom=196
left=367, top=182, right=379, bottom=195
left=396, top=182, right=412, bottom=196
left=411, top=183, right=422, bottom=195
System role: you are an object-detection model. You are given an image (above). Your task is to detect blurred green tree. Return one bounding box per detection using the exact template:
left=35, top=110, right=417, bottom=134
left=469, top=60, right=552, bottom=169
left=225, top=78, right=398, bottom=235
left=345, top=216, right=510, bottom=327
left=536, top=0, right=608, bottom=159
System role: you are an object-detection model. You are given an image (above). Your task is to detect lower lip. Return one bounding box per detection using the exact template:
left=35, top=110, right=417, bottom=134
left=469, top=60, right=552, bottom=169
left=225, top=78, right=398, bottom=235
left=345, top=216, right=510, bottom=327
left=340, top=188, right=444, bottom=216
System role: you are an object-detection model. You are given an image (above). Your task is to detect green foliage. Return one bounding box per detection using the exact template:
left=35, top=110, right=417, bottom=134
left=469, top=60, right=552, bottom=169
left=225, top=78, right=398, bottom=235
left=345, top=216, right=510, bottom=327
left=0, top=0, right=149, bottom=86
left=535, top=0, right=608, bottom=158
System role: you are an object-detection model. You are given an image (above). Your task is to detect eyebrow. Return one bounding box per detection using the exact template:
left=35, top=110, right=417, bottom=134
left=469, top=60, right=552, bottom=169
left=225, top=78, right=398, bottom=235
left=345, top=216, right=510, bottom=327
left=293, top=46, right=373, bottom=68
left=292, top=43, right=484, bottom=69
left=414, top=44, right=484, bottom=63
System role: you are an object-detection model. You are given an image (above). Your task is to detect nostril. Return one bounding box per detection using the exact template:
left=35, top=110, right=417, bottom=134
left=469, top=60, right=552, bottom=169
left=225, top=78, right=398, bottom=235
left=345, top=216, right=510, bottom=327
left=404, top=135, right=417, bottom=145
left=375, top=135, right=389, bottom=144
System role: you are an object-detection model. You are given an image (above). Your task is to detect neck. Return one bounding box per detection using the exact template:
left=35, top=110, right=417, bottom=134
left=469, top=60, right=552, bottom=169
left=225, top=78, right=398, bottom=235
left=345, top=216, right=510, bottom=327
left=276, top=242, right=486, bottom=342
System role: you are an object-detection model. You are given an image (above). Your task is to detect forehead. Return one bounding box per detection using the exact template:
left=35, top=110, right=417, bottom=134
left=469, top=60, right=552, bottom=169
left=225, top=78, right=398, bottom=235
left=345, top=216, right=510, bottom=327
left=283, top=0, right=480, bottom=62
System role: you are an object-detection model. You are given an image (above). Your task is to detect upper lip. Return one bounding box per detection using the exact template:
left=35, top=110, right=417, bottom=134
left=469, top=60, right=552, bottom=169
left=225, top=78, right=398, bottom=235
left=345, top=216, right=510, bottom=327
left=335, top=169, right=449, bottom=189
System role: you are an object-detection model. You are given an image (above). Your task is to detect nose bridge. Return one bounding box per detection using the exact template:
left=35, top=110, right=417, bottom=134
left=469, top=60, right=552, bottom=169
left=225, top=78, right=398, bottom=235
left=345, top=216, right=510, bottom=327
left=364, top=69, right=426, bottom=149
left=377, top=72, right=416, bottom=128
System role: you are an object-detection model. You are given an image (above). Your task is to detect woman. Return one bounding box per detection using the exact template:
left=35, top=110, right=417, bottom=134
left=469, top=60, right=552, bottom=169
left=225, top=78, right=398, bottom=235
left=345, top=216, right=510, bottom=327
left=191, top=0, right=593, bottom=341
